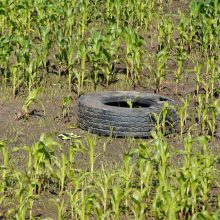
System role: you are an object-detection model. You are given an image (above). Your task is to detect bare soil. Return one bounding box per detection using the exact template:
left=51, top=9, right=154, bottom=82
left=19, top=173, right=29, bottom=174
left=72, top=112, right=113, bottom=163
left=1, top=73, right=219, bottom=219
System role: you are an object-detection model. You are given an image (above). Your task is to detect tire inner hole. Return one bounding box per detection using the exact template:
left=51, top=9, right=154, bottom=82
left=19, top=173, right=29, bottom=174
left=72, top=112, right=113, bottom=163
left=105, top=100, right=151, bottom=108
left=159, top=97, right=168, bottom=102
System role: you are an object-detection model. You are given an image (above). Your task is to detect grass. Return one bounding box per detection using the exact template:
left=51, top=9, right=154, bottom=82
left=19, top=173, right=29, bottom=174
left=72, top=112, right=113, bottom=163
left=0, top=0, right=220, bottom=219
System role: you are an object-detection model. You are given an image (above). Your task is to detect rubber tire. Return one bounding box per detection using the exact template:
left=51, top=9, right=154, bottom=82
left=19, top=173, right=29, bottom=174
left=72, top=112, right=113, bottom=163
left=77, top=91, right=179, bottom=137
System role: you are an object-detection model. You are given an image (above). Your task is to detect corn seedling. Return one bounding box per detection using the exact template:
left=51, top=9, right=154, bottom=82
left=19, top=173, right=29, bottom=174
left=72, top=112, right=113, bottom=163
left=61, top=95, right=72, bottom=122
left=155, top=48, right=169, bottom=93
left=122, top=27, right=145, bottom=85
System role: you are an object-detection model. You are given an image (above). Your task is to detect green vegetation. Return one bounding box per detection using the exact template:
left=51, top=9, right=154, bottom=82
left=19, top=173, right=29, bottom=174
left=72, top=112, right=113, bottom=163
left=0, top=0, right=218, bottom=95
left=0, top=133, right=219, bottom=219
left=0, top=0, right=220, bottom=219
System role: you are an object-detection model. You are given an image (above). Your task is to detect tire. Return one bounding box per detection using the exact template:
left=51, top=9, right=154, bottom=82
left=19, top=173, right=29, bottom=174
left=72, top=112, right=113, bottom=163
left=77, top=91, right=179, bottom=137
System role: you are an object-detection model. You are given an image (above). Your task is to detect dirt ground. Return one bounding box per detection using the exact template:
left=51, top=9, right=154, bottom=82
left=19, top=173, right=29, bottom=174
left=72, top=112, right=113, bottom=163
left=0, top=72, right=219, bottom=164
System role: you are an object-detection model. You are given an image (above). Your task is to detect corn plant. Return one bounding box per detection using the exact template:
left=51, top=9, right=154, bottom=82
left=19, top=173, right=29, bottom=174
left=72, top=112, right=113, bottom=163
left=39, top=26, right=52, bottom=68
left=26, top=57, right=42, bottom=94
left=192, top=61, right=203, bottom=95
left=75, top=188, right=95, bottom=220
left=61, top=95, right=72, bottom=122
left=78, top=0, right=89, bottom=39
left=0, top=141, right=9, bottom=179
left=151, top=131, right=170, bottom=185
left=130, top=187, right=148, bottom=220
left=94, top=169, right=114, bottom=218
left=88, top=31, right=112, bottom=89
left=13, top=171, right=35, bottom=220
left=177, top=134, right=217, bottom=216
left=86, top=134, right=99, bottom=176
left=158, top=16, right=174, bottom=49
left=52, top=198, right=65, bottom=220
left=102, top=25, right=121, bottom=85
left=190, top=0, right=220, bottom=55
left=67, top=173, right=89, bottom=219
left=178, top=10, right=189, bottom=51
left=74, top=41, right=88, bottom=95
left=10, top=64, right=24, bottom=98
left=174, top=45, right=187, bottom=91
left=21, top=88, right=45, bottom=116
left=63, top=0, right=77, bottom=37
left=202, top=100, right=220, bottom=137
left=122, top=27, right=145, bottom=85
left=0, top=35, right=12, bottom=87
left=121, top=150, right=135, bottom=214
left=177, top=95, right=191, bottom=138
left=56, top=35, right=75, bottom=92
left=155, top=48, right=169, bottom=93
left=110, top=184, right=124, bottom=220
left=112, top=0, right=122, bottom=28
left=134, top=0, right=149, bottom=28
left=0, top=4, right=6, bottom=35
